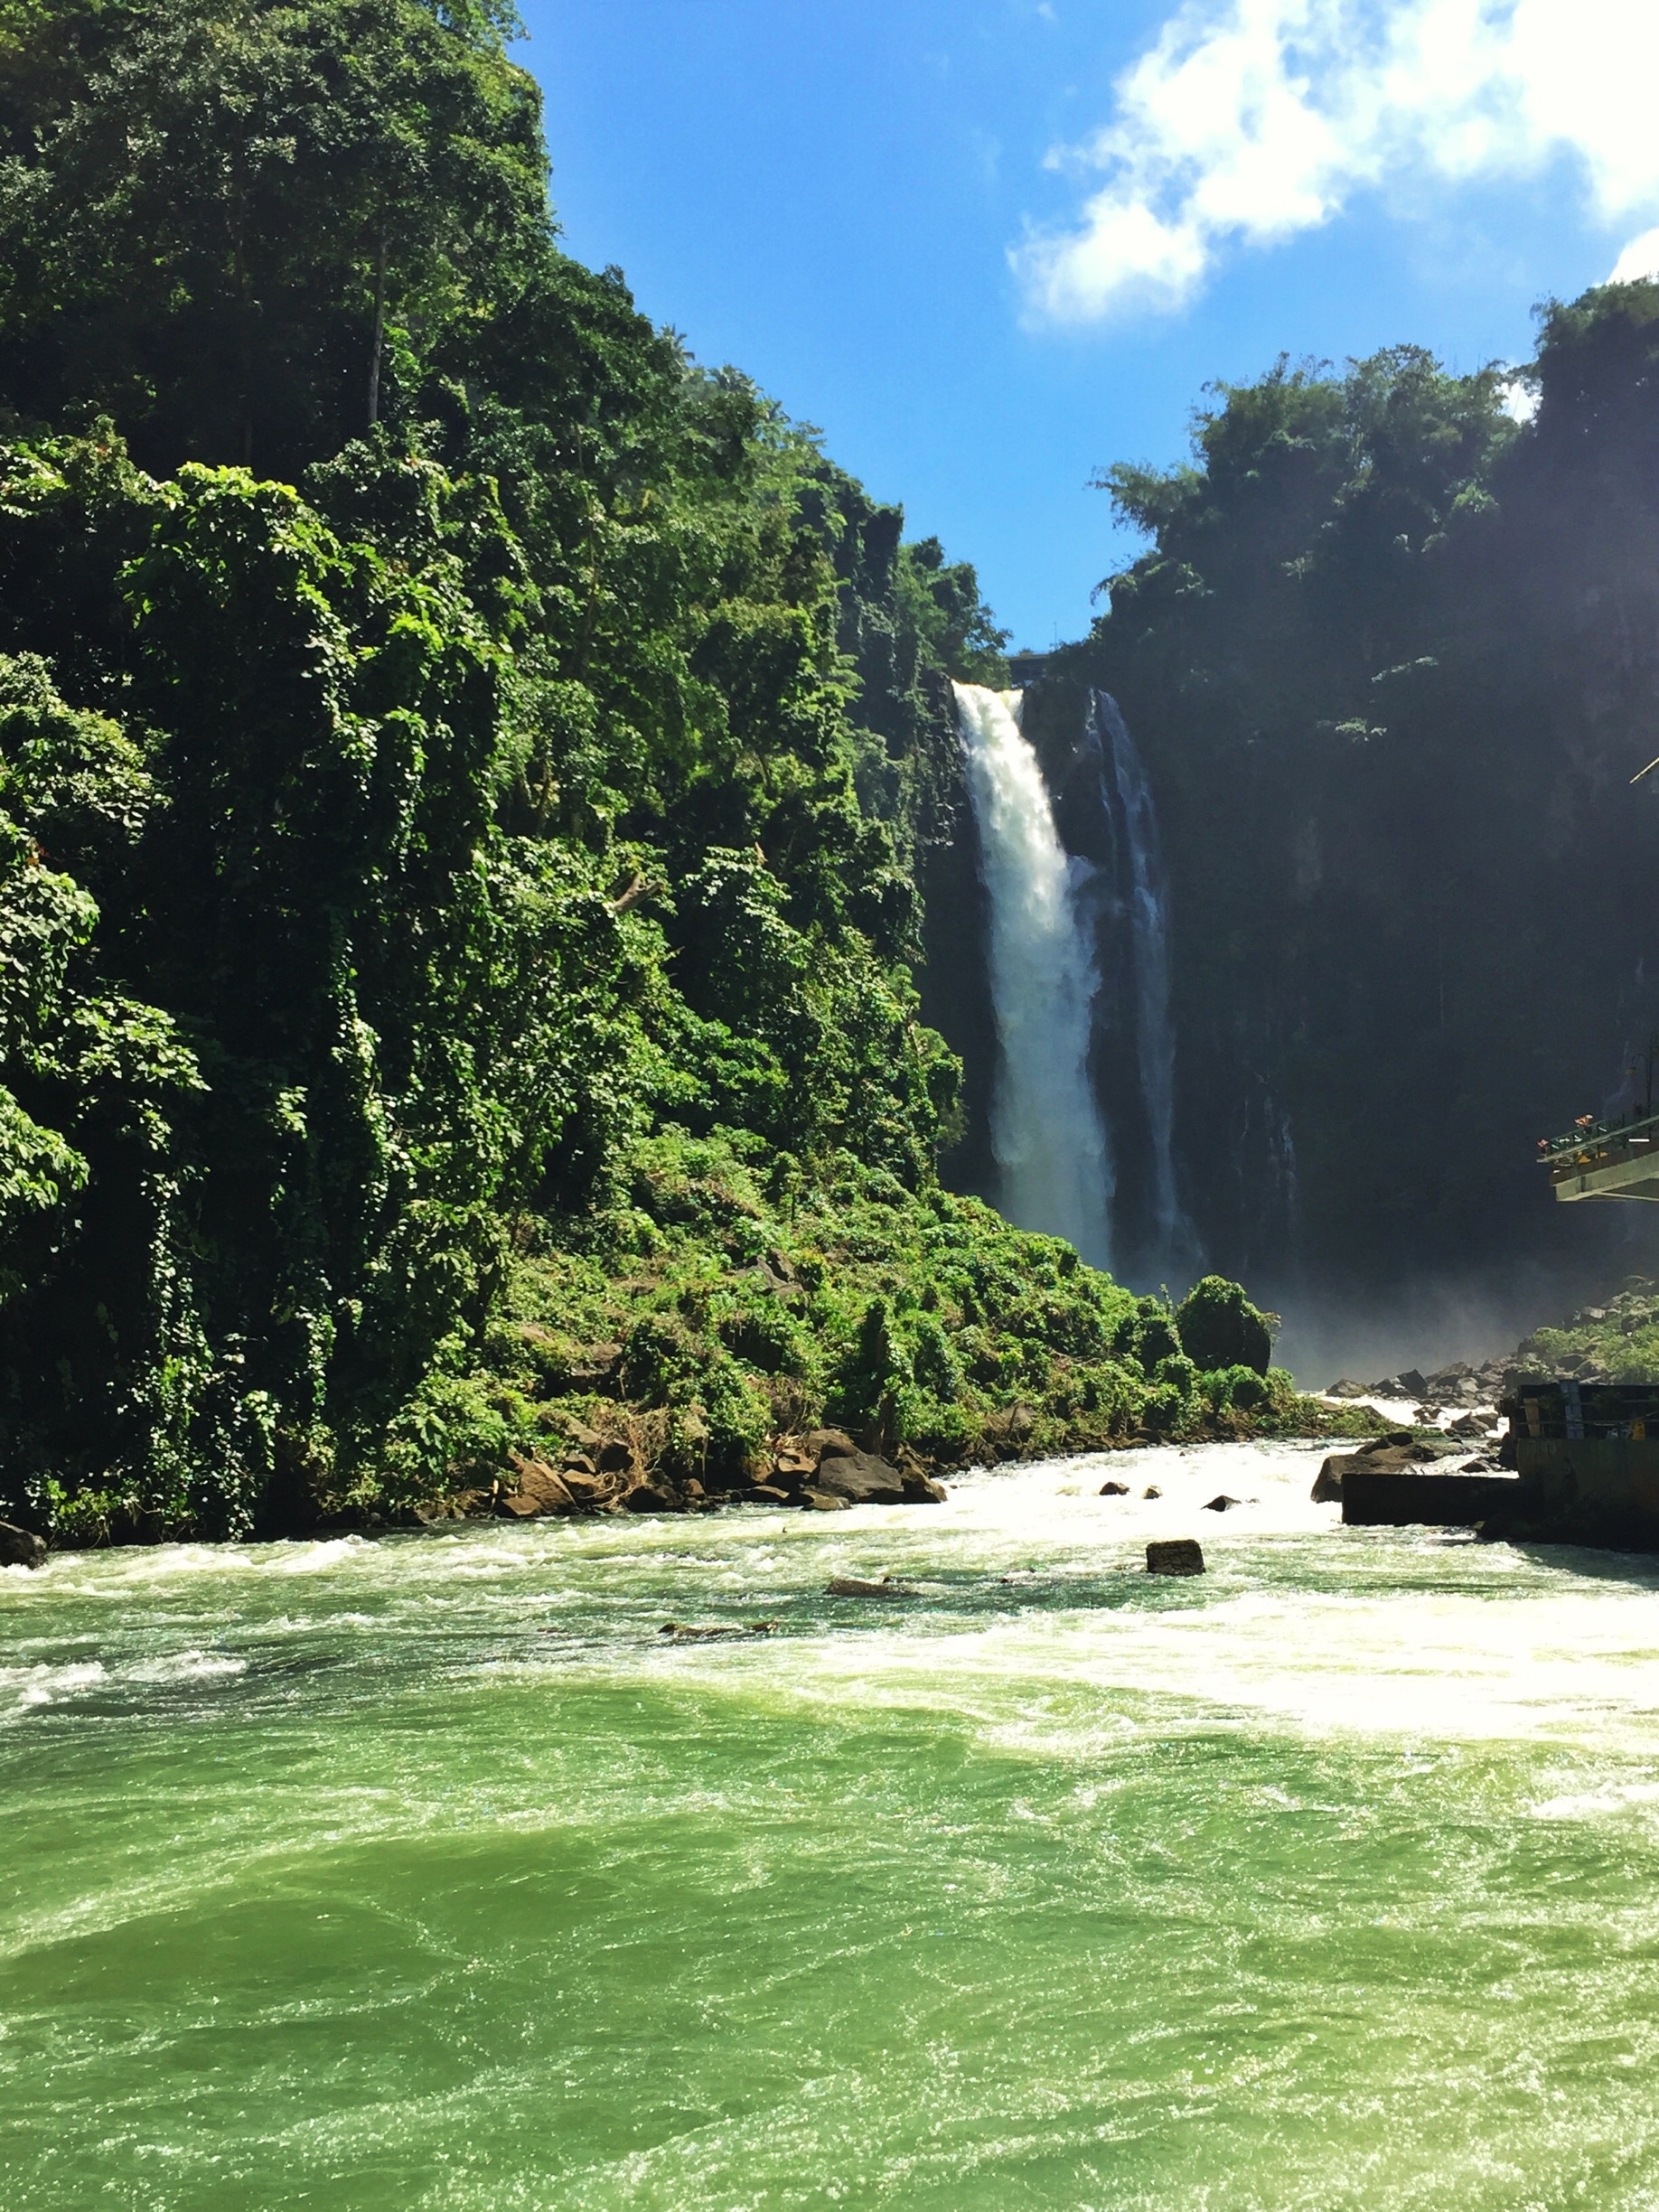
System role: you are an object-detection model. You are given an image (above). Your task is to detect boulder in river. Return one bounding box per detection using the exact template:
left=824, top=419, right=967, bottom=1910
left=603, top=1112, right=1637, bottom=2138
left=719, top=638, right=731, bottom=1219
left=826, top=1575, right=914, bottom=1598
left=1447, top=1412, right=1493, bottom=1438
left=1099, top=1480, right=1131, bottom=1496
left=799, top=1488, right=851, bottom=1512
left=623, top=1482, right=686, bottom=1515
left=0, top=1520, right=45, bottom=1568
left=1142, top=1485, right=1162, bottom=1500
left=810, top=1449, right=905, bottom=1505
left=1311, top=1435, right=1439, bottom=1502
left=1202, top=1494, right=1242, bottom=1512
left=1146, top=1539, right=1204, bottom=1577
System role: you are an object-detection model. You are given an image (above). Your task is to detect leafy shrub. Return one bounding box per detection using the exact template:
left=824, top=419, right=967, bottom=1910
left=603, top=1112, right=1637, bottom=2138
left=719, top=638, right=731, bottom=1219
left=1176, top=1277, right=1276, bottom=1375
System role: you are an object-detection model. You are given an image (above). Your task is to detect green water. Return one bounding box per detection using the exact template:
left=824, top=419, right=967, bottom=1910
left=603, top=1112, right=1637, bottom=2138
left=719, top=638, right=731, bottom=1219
left=8, top=1442, right=1659, bottom=2210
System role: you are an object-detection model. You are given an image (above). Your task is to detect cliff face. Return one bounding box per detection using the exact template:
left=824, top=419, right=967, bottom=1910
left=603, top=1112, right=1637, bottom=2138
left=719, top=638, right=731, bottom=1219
left=923, top=303, right=1659, bottom=1317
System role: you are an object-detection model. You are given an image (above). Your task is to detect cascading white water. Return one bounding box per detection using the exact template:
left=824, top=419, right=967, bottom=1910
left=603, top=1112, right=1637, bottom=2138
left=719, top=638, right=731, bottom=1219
left=953, top=683, right=1114, bottom=1269
left=1094, top=689, right=1190, bottom=1270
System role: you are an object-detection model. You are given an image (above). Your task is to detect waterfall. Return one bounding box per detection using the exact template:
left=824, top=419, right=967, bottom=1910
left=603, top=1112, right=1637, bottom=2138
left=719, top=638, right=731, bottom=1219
left=953, top=683, right=1114, bottom=1269
left=1093, top=690, right=1190, bottom=1271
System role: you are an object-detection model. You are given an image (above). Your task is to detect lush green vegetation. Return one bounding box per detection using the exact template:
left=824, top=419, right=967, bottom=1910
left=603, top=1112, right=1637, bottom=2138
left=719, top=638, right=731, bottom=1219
left=1514, top=1278, right=1659, bottom=1383
left=1044, top=301, right=1659, bottom=1292
left=0, top=0, right=1332, bottom=1542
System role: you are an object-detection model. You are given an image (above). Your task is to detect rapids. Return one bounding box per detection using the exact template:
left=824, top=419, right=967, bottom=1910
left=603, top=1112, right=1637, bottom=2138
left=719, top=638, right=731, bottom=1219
left=8, top=1445, right=1659, bottom=2208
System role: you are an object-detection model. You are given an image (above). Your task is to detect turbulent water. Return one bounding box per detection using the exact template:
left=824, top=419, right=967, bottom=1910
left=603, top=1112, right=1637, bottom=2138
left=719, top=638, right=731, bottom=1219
left=10, top=1450, right=1659, bottom=2209
left=954, top=682, right=1114, bottom=1268
left=1092, top=691, right=1189, bottom=1276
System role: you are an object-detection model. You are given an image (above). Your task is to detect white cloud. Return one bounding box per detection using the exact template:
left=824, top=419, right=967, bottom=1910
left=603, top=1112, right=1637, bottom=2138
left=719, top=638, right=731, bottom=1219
left=1610, top=226, right=1659, bottom=283
left=1498, top=377, right=1536, bottom=423
left=1017, top=0, right=1659, bottom=323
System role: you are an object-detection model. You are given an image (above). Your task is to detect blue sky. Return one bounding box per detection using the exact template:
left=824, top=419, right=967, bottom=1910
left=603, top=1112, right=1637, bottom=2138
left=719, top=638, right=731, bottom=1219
left=520, top=0, right=1659, bottom=650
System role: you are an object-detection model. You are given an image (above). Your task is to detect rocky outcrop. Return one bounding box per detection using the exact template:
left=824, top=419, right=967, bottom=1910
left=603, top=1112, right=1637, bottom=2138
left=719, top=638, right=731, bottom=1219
left=1310, top=1432, right=1438, bottom=1502
left=1335, top=1360, right=1509, bottom=1408
left=752, top=1429, right=944, bottom=1508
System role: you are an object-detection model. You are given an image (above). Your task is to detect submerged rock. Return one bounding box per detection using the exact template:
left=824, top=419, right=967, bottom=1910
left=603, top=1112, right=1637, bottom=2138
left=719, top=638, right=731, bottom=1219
left=0, top=1520, right=45, bottom=1569
left=1146, top=1538, right=1204, bottom=1576
left=659, top=1620, right=777, bottom=1640
left=826, top=1575, right=914, bottom=1598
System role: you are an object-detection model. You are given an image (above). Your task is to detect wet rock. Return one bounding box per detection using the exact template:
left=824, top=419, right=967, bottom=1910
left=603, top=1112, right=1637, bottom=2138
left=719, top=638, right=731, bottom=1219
left=1395, top=1369, right=1430, bottom=1398
left=0, top=1520, right=45, bottom=1569
left=623, top=1483, right=686, bottom=1514
left=1312, top=1437, right=1440, bottom=1501
left=1146, top=1538, right=1204, bottom=1577
left=1099, top=1480, right=1131, bottom=1496
left=660, top=1620, right=777, bottom=1640
left=1310, top=1457, right=1345, bottom=1503
left=746, top=1484, right=794, bottom=1504
left=900, top=1470, right=948, bottom=1504
left=826, top=1575, right=914, bottom=1598
left=799, top=1488, right=851, bottom=1512
left=1202, top=1494, right=1242, bottom=1512
left=1142, top=1485, right=1162, bottom=1500
left=810, top=1449, right=905, bottom=1505
left=1447, top=1412, right=1493, bottom=1438
left=1326, top=1378, right=1373, bottom=1398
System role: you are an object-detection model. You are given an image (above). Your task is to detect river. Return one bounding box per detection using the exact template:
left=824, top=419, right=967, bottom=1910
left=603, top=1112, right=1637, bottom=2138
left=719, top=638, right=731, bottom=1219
left=7, top=1441, right=1659, bottom=2209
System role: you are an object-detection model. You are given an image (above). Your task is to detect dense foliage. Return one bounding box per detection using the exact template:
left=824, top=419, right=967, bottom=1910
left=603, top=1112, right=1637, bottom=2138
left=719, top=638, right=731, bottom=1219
left=0, top=0, right=1317, bottom=1542
left=1514, top=1277, right=1659, bottom=1384
left=1041, top=305, right=1659, bottom=1296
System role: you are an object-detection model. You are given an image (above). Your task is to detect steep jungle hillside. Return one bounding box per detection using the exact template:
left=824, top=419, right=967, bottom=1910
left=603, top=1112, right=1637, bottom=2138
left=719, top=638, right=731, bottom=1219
left=1035, top=311, right=1659, bottom=1311
left=0, top=0, right=1317, bottom=1544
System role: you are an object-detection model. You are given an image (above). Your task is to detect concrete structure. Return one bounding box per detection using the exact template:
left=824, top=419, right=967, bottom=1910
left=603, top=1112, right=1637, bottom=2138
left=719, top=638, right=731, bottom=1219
left=1340, top=1382, right=1659, bottom=1548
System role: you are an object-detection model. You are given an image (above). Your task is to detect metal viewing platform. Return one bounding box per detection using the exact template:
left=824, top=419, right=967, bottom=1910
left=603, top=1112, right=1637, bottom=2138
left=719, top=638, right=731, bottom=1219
left=1539, top=1103, right=1659, bottom=1202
